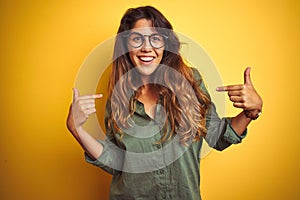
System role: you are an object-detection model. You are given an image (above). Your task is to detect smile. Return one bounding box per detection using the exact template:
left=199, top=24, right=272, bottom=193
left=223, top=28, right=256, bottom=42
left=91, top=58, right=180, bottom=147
left=138, top=56, right=155, bottom=62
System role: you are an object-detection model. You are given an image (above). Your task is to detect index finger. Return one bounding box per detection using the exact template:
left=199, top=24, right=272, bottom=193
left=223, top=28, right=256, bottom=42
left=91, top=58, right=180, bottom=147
left=76, top=94, right=103, bottom=100
left=216, top=84, right=244, bottom=92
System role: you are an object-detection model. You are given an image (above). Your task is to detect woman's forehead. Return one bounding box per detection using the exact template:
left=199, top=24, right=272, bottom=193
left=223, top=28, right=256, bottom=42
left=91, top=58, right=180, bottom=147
left=130, top=19, right=158, bottom=34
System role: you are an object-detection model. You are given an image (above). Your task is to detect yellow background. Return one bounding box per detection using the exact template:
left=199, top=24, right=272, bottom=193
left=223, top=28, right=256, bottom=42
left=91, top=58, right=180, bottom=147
left=0, top=0, right=299, bottom=199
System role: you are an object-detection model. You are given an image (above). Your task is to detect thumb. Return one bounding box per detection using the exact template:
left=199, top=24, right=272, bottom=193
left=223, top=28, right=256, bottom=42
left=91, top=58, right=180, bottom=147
left=72, top=88, right=79, bottom=100
left=244, top=67, right=253, bottom=86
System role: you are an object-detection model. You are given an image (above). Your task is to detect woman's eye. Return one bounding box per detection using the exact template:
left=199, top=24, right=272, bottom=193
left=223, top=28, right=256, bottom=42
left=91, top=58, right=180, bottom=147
left=132, top=37, right=142, bottom=42
left=151, top=36, right=162, bottom=42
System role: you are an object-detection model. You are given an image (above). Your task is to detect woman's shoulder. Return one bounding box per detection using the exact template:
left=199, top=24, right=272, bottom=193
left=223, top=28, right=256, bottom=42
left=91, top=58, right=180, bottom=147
left=189, top=67, right=203, bottom=82
left=188, top=67, right=210, bottom=95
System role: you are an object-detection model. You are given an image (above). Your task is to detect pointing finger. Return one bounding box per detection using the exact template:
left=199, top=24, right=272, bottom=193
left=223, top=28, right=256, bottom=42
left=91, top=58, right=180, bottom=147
left=77, top=93, right=103, bottom=100
left=216, top=84, right=244, bottom=92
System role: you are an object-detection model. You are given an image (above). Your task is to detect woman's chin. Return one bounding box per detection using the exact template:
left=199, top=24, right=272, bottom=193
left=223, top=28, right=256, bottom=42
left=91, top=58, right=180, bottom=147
left=135, top=64, right=159, bottom=76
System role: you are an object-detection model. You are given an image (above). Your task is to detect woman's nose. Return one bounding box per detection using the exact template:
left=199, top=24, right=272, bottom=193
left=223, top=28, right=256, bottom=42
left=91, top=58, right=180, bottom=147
left=141, top=37, right=152, bottom=51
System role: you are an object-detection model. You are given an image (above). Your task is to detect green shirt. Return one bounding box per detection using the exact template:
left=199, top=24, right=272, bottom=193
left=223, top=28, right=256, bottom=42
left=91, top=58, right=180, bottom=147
left=85, top=68, right=247, bottom=200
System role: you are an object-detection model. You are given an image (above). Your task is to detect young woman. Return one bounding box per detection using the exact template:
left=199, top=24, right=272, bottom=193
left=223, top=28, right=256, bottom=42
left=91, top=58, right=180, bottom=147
left=67, top=6, right=263, bottom=200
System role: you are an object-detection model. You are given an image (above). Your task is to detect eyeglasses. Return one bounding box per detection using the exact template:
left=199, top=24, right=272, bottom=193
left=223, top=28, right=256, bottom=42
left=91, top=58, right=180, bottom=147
left=126, top=32, right=168, bottom=49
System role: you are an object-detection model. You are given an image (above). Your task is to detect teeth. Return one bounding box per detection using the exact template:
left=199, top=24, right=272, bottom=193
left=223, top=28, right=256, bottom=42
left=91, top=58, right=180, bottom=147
left=139, top=57, right=154, bottom=62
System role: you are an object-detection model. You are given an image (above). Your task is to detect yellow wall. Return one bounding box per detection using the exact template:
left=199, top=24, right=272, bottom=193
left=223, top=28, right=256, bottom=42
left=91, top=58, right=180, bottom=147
left=0, top=0, right=299, bottom=199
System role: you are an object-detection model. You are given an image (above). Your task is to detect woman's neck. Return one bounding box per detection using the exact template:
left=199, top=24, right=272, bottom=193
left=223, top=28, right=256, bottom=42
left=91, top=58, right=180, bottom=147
left=137, top=84, right=159, bottom=119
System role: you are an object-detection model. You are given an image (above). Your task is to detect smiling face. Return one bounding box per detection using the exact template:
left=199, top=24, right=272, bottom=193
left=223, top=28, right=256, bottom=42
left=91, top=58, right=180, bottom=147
left=127, top=19, right=165, bottom=76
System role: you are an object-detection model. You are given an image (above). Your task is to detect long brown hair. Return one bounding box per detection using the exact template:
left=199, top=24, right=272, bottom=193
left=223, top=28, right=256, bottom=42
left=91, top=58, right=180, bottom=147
left=107, top=6, right=211, bottom=144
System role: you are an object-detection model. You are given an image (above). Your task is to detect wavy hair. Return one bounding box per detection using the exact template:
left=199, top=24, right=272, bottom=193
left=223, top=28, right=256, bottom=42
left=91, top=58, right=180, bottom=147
left=107, top=6, right=211, bottom=144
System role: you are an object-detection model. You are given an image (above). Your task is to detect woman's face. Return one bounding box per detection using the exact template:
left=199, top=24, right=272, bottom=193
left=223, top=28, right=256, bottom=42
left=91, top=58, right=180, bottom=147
left=127, top=19, right=165, bottom=76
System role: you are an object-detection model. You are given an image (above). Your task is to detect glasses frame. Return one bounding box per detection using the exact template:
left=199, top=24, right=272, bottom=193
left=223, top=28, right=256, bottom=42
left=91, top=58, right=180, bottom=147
left=125, top=32, right=168, bottom=49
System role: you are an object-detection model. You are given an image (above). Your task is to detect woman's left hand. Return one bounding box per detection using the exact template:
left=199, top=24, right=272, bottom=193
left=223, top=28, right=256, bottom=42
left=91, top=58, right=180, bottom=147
left=216, top=67, right=263, bottom=118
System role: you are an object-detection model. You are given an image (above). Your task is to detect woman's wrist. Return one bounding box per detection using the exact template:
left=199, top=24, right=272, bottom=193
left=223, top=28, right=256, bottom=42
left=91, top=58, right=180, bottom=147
left=243, top=109, right=262, bottom=120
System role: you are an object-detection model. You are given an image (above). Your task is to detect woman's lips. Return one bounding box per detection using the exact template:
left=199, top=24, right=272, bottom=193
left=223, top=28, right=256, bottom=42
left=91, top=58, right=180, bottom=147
left=138, top=56, right=155, bottom=64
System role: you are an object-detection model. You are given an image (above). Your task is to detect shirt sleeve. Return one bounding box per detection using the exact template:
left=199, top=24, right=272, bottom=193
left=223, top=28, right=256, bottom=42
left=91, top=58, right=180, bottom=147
left=191, top=68, right=247, bottom=151
left=84, top=100, right=125, bottom=175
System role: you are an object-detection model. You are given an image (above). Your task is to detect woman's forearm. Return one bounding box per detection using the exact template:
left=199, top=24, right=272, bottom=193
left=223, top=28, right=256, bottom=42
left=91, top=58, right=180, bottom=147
left=67, top=108, right=103, bottom=160
left=230, top=111, right=252, bottom=136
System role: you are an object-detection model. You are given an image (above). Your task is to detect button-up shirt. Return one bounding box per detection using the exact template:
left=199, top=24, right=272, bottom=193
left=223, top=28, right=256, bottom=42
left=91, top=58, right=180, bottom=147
left=85, top=68, right=247, bottom=200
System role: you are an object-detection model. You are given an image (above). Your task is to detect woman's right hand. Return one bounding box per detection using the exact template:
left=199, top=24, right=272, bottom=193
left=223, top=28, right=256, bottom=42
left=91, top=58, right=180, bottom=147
left=66, top=88, right=104, bottom=159
left=67, top=88, right=103, bottom=133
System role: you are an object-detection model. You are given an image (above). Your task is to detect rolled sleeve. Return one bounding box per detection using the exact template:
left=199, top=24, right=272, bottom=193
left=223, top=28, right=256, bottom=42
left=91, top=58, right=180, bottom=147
left=85, top=139, right=124, bottom=175
left=205, top=104, right=247, bottom=151
left=223, top=118, right=247, bottom=144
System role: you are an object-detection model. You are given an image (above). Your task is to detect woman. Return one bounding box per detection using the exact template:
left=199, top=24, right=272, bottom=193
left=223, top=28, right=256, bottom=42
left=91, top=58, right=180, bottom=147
left=67, top=6, right=263, bottom=200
